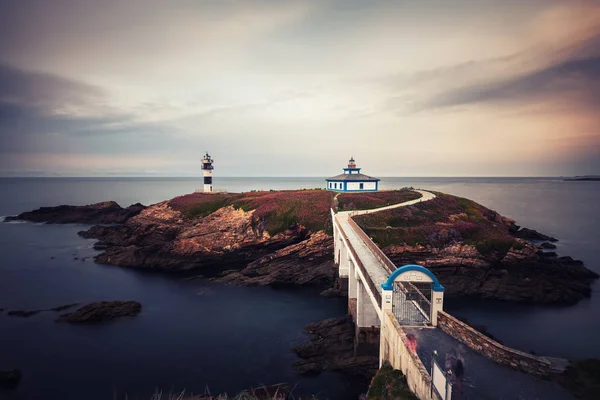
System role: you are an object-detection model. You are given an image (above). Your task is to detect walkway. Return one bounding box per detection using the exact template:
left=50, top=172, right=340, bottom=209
left=335, top=190, right=437, bottom=295
left=405, top=327, right=574, bottom=400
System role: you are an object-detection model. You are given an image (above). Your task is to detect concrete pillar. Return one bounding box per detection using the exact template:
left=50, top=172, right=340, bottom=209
left=431, top=289, right=444, bottom=326
left=382, top=287, right=393, bottom=313
left=357, top=279, right=379, bottom=327
left=339, top=241, right=349, bottom=278
left=348, top=259, right=357, bottom=299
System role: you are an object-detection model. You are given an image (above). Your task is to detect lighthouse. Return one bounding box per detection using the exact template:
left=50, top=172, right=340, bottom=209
left=201, top=152, right=214, bottom=192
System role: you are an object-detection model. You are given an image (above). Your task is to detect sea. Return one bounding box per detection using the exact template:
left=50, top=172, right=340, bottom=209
left=0, top=177, right=599, bottom=400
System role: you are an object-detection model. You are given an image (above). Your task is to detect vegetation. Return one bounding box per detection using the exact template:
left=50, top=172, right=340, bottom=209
left=366, top=364, right=417, bottom=400
left=146, top=385, right=319, bottom=399
left=354, top=193, right=523, bottom=258
left=560, top=359, right=600, bottom=400
left=337, top=189, right=422, bottom=211
left=168, top=191, right=335, bottom=236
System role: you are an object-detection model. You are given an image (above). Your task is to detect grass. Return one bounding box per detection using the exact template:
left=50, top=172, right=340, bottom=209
left=367, top=364, right=417, bottom=400
left=337, top=189, right=421, bottom=211
left=168, top=191, right=335, bottom=236
left=353, top=193, right=523, bottom=258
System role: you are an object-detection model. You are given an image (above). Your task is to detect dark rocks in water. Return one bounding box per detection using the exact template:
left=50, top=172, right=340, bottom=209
left=56, top=301, right=141, bottom=323
left=5, top=201, right=145, bottom=224
left=48, top=303, right=80, bottom=312
left=7, top=310, right=40, bottom=317
left=0, top=369, right=22, bottom=389
left=541, top=242, right=557, bottom=249
left=320, top=277, right=348, bottom=298
left=292, top=316, right=378, bottom=380
left=514, top=227, right=558, bottom=242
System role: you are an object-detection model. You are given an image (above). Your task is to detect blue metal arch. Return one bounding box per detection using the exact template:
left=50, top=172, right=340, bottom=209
left=381, top=264, right=445, bottom=292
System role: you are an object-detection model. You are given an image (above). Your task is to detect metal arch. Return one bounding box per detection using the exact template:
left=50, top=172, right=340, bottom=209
left=382, top=264, right=445, bottom=292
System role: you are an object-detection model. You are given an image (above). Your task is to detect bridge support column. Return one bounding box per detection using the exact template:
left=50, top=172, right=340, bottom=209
left=348, top=259, right=357, bottom=299
left=357, top=279, right=379, bottom=328
left=339, top=241, right=349, bottom=278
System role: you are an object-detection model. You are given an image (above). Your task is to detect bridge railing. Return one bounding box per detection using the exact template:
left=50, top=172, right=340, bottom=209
left=345, top=216, right=397, bottom=274
left=332, top=213, right=382, bottom=307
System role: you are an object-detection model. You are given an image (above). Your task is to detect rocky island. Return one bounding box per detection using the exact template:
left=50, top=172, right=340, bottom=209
left=5, top=189, right=598, bottom=305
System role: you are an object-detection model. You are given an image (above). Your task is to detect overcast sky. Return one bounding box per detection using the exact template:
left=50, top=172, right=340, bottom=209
left=1, top=0, right=599, bottom=177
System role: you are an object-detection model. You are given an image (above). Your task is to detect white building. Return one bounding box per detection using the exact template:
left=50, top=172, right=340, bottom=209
left=326, top=157, right=380, bottom=192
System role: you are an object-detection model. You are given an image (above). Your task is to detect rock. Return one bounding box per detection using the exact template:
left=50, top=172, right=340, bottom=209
left=78, top=204, right=306, bottom=272
left=7, top=310, right=40, bottom=317
left=5, top=201, right=145, bottom=224
left=384, top=240, right=598, bottom=305
left=541, top=242, right=557, bottom=249
left=48, top=303, right=80, bottom=312
left=56, top=301, right=141, bottom=323
left=214, top=231, right=336, bottom=287
left=0, top=369, right=22, bottom=389
left=292, top=316, right=378, bottom=380
left=513, top=228, right=558, bottom=242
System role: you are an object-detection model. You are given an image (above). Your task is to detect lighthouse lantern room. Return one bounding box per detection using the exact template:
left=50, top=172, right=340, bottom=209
left=201, top=152, right=214, bottom=193
left=326, top=157, right=379, bottom=192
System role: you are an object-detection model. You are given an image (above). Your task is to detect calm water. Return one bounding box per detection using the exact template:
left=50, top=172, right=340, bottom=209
left=0, top=177, right=599, bottom=399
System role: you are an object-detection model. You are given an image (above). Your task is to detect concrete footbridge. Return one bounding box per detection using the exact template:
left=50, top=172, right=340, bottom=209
left=331, top=190, right=574, bottom=400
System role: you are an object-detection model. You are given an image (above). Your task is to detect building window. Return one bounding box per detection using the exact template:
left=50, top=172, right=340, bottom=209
left=359, top=183, right=364, bottom=190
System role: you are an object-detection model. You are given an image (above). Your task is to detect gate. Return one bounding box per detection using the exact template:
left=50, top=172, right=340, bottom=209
left=392, top=281, right=432, bottom=326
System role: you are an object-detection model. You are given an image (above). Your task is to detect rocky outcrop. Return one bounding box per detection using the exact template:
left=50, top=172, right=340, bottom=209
left=0, top=369, right=22, bottom=389
left=384, top=240, right=598, bottom=304
left=214, top=231, right=336, bottom=287
left=292, top=316, right=378, bottom=379
left=56, top=301, right=141, bottom=323
left=514, top=227, right=558, bottom=242
left=78, top=204, right=315, bottom=273
left=5, top=201, right=145, bottom=224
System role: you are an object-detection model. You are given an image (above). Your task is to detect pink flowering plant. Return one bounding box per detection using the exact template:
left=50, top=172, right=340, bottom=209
left=354, top=193, right=523, bottom=257
left=337, top=189, right=421, bottom=211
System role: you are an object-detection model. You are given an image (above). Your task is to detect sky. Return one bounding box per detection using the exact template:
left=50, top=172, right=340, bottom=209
left=0, top=0, right=599, bottom=177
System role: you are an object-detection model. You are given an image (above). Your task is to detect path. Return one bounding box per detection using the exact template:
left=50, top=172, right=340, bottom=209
left=405, top=327, right=574, bottom=400
left=335, top=190, right=437, bottom=292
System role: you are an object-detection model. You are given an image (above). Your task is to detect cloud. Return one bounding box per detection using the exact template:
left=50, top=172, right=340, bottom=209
left=422, top=55, right=600, bottom=111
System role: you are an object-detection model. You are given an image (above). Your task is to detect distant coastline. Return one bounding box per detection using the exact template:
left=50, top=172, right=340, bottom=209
left=563, top=176, right=600, bottom=181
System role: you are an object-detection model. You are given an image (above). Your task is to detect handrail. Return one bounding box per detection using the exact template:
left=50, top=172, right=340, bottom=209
left=345, top=216, right=397, bottom=274
left=333, top=216, right=382, bottom=307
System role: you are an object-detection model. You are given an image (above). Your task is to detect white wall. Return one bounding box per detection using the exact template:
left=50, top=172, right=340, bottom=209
left=346, top=181, right=377, bottom=191
left=380, top=310, right=435, bottom=400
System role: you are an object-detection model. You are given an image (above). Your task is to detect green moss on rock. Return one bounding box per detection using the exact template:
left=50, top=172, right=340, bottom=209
left=367, top=364, right=418, bottom=400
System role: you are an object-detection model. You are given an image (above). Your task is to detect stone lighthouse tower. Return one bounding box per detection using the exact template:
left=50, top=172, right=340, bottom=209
left=201, top=151, right=214, bottom=192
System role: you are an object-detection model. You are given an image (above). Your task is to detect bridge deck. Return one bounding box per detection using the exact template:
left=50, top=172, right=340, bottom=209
left=336, top=212, right=390, bottom=296
left=404, top=327, right=575, bottom=400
